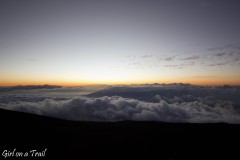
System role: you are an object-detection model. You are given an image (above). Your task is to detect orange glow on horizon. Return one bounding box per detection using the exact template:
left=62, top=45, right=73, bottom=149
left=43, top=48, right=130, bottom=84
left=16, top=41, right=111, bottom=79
left=0, top=76, right=240, bottom=86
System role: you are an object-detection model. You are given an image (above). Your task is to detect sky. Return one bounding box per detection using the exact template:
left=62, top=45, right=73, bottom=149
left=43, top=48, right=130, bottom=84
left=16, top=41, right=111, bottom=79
left=1, top=0, right=240, bottom=86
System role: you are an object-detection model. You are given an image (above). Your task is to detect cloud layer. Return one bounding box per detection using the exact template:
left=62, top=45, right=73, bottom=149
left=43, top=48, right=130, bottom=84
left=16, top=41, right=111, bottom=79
left=0, top=93, right=239, bottom=123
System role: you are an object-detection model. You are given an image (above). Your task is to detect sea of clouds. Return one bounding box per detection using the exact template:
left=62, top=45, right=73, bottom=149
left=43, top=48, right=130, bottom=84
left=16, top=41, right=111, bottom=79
left=0, top=84, right=240, bottom=123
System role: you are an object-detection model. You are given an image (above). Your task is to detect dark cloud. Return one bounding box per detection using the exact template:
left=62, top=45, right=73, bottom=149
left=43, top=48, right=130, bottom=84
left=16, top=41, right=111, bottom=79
left=0, top=84, right=239, bottom=123
left=0, top=85, right=61, bottom=92
left=89, top=84, right=240, bottom=105
left=0, top=85, right=108, bottom=97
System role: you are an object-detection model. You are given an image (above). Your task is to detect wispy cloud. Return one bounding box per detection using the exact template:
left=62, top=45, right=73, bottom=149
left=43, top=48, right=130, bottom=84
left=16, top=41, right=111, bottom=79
left=164, top=56, right=175, bottom=61
left=191, top=76, right=219, bottom=78
left=181, top=55, right=200, bottom=60
left=214, top=52, right=227, bottom=57
left=164, top=61, right=196, bottom=69
left=124, top=43, right=240, bottom=70
left=207, top=44, right=240, bottom=51
left=207, top=62, right=228, bottom=67
left=141, top=54, right=153, bottom=58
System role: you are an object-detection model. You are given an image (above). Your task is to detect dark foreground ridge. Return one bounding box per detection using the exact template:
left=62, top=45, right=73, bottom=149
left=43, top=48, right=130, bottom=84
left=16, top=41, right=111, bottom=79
left=0, top=108, right=239, bottom=159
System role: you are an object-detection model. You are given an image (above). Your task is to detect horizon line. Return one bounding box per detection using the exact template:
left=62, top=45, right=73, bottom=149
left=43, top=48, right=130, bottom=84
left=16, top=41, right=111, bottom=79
left=0, top=83, right=240, bottom=87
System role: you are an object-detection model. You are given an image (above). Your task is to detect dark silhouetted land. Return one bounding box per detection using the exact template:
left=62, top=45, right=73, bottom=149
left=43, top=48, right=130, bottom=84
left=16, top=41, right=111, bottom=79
left=0, top=108, right=239, bottom=159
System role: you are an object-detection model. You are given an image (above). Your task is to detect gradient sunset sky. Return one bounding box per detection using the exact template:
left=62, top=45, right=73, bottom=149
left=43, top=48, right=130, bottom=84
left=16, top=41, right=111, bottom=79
left=1, top=0, right=240, bottom=86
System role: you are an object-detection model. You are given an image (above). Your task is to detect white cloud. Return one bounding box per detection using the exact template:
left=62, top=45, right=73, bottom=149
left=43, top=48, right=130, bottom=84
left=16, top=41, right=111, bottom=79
left=0, top=95, right=239, bottom=123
